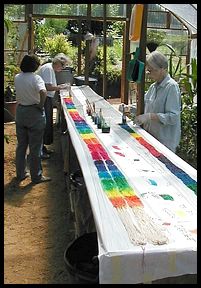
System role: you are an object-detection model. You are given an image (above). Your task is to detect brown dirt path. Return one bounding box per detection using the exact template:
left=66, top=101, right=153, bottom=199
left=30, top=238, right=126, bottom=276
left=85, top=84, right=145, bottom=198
left=4, top=122, right=74, bottom=284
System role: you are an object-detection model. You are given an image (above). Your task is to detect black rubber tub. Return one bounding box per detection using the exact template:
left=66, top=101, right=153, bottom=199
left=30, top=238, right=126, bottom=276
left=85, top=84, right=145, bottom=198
left=64, top=232, right=99, bottom=284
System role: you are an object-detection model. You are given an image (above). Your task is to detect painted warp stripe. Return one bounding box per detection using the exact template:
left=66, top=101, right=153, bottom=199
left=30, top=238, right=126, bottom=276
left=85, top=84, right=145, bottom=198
left=64, top=97, right=143, bottom=209
left=119, top=123, right=197, bottom=195
left=64, top=96, right=169, bottom=245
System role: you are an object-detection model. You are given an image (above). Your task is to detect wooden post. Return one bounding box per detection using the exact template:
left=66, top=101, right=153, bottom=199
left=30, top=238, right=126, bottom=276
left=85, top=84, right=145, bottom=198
left=26, top=4, right=34, bottom=54
left=78, top=18, right=82, bottom=76
left=121, top=24, right=126, bottom=104
left=121, top=4, right=131, bottom=104
left=136, top=4, right=148, bottom=115
left=84, top=4, right=91, bottom=85
left=103, top=4, right=107, bottom=98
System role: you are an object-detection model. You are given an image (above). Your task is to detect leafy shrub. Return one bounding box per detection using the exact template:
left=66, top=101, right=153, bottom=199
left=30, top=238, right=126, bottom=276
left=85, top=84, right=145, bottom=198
left=34, top=21, right=55, bottom=53
left=105, top=66, right=121, bottom=83
left=43, top=34, right=77, bottom=69
left=93, top=43, right=122, bottom=82
left=176, top=58, right=197, bottom=168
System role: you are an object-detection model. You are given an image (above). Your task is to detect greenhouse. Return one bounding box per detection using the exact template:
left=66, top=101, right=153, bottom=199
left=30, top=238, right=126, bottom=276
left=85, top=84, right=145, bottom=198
left=4, top=4, right=197, bottom=97
left=4, top=4, right=197, bottom=285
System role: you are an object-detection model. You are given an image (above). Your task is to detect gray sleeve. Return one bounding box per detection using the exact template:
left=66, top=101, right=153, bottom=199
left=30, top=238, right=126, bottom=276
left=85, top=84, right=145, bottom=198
left=157, top=84, right=181, bottom=125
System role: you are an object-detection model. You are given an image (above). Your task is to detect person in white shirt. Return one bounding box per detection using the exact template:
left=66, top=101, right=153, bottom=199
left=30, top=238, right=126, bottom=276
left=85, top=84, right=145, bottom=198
left=135, top=51, right=181, bottom=153
left=14, top=54, right=51, bottom=184
left=37, top=53, right=71, bottom=159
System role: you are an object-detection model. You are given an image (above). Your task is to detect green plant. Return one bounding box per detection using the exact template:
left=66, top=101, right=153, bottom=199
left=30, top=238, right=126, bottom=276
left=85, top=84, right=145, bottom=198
left=93, top=45, right=122, bottom=82
left=106, top=66, right=121, bottom=83
left=4, top=64, right=20, bottom=102
left=146, top=29, right=166, bottom=52
left=147, top=29, right=166, bottom=45
left=4, top=18, right=13, bottom=33
left=160, top=44, right=182, bottom=79
left=107, top=21, right=124, bottom=37
left=45, top=18, right=67, bottom=35
left=4, top=64, right=20, bottom=83
left=4, top=86, right=16, bottom=102
left=176, top=58, right=197, bottom=168
left=34, top=20, right=55, bottom=53
left=43, top=34, right=77, bottom=70
left=157, top=43, right=186, bottom=80
left=44, top=34, right=71, bottom=57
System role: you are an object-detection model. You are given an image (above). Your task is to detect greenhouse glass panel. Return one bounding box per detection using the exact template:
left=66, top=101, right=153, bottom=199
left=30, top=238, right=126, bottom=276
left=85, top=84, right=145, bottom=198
left=33, top=4, right=50, bottom=14
left=147, top=11, right=166, bottom=28
left=161, top=4, right=197, bottom=34
left=4, top=4, right=25, bottom=21
left=107, top=4, right=126, bottom=18
left=148, top=4, right=162, bottom=11
left=91, top=4, right=103, bottom=17
left=170, top=15, right=187, bottom=30
left=161, top=29, right=188, bottom=55
left=33, top=4, right=87, bottom=16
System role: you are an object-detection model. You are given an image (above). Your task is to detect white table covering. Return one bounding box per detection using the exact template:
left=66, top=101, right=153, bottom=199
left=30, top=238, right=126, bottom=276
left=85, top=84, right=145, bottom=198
left=60, top=85, right=197, bottom=284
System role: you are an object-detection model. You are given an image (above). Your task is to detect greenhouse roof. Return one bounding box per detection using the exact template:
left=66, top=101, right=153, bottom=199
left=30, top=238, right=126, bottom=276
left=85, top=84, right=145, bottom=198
left=160, top=4, right=197, bottom=35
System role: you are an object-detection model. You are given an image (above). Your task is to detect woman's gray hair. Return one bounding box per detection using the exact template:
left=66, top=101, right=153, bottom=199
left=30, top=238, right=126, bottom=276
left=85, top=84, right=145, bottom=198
left=52, top=53, right=71, bottom=66
left=146, top=51, right=168, bottom=70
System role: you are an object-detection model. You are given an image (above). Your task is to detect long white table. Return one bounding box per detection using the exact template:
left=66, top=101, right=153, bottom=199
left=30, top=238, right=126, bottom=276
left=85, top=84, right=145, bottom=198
left=60, top=85, right=197, bottom=284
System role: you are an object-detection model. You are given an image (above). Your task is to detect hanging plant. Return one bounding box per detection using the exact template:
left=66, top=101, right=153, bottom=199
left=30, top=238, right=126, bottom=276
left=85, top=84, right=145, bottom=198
left=146, top=29, right=166, bottom=52
left=146, top=42, right=159, bottom=53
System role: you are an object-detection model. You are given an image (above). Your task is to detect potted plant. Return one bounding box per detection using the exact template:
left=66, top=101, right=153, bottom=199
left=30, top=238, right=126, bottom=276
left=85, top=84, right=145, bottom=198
left=146, top=29, right=166, bottom=52
left=4, top=63, right=20, bottom=121
left=4, top=86, right=17, bottom=122
left=93, top=48, right=122, bottom=98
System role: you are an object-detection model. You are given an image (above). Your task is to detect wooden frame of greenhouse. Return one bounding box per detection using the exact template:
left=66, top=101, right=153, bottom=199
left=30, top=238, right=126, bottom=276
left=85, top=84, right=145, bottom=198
left=4, top=4, right=197, bottom=113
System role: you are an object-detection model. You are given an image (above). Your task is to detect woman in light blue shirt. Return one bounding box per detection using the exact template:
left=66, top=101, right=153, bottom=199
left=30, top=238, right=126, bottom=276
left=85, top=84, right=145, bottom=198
left=135, top=51, right=181, bottom=152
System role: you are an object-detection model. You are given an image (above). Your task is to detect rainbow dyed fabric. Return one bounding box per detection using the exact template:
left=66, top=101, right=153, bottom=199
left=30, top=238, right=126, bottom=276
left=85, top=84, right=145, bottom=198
left=63, top=97, right=143, bottom=209
left=119, top=123, right=197, bottom=195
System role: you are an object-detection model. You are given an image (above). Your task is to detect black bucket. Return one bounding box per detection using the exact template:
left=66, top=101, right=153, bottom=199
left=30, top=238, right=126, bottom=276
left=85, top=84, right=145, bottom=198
left=70, top=169, right=85, bottom=188
left=74, top=75, right=98, bottom=93
left=64, top=232, right=99, bottom=284
left=70, top=170, right=96, bottom=237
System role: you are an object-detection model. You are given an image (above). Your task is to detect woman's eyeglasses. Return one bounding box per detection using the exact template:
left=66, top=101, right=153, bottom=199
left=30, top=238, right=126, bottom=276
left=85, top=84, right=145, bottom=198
left=60, top=62, right=66, bottom=69
left=146, top=66, right=164, bottom=74
left=146, top=67, right=158, bottom=74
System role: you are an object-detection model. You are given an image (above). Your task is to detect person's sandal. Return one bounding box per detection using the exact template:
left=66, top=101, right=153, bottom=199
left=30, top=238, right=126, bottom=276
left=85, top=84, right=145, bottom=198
left=45, top=149, right=54, bottom=154
left=32, top=176, right=51, bottom=184
left=41, top=153, right=50, bottom=160
left=16, top=172, right=30, bottom=182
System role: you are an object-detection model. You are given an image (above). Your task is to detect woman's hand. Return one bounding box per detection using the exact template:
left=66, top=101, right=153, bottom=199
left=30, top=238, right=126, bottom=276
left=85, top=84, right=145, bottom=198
left=135, top=113, right=151, bottom=125
left=135, top=113, right=158, bottom=125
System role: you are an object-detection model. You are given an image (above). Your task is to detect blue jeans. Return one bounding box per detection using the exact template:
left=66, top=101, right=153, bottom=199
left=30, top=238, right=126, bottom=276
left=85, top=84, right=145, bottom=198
left=43, top=96, right=53, bottom=145
left=15, top=105, right=46, bottom=182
